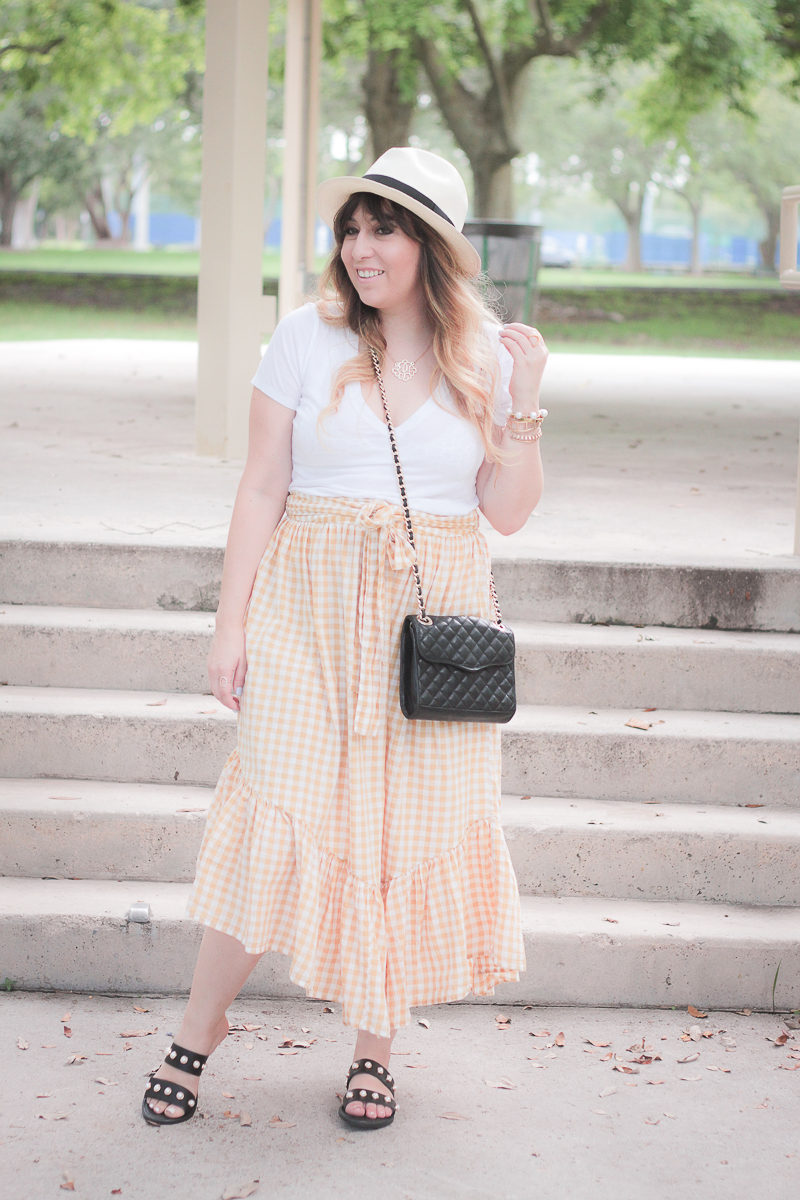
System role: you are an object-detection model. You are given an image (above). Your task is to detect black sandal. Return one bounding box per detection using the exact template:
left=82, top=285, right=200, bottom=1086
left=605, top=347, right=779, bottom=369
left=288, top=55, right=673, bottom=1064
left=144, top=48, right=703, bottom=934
left=141, top=1041, right=209, bottom=1126
left=338, top=1058, right=397, bottom=1130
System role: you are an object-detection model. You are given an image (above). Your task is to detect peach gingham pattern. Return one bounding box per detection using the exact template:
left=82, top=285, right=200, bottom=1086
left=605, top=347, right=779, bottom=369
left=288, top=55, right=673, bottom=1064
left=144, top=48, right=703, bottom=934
left=186, top=492, right=525, bottom=1037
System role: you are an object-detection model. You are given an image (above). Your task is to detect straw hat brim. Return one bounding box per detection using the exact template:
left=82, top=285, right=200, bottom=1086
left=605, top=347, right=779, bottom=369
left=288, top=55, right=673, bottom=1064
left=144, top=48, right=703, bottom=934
left=317, top=174, right=481, bottom=277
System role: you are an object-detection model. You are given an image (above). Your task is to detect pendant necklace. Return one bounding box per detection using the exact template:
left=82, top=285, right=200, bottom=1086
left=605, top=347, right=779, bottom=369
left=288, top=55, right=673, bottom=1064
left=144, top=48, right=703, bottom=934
left=388, top=340, right=433, bottom=383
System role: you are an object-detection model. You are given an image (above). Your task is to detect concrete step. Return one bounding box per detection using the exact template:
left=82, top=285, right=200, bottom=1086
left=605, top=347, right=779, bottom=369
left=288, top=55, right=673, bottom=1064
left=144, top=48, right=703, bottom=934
left=3, top=607, right=798, bottom=714
left=502, top=796, right=800, bottom=906
left=1, top=877, right=797, bottom=1010
left=4, top=779, right=799, bottom=907
left=3, top=539, right=798, bottom=631
left=0, top=778, right=209, bottom=883
left=0, top=605, right=214, bottom=694
left=512, top=621, right=800, bottom=713
left=2, top=688, right=799, bottom=804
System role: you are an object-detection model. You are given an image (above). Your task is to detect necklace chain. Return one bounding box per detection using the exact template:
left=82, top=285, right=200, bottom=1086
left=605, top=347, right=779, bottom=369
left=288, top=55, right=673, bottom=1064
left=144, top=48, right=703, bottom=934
left=387, top=340, right=433, bottom=383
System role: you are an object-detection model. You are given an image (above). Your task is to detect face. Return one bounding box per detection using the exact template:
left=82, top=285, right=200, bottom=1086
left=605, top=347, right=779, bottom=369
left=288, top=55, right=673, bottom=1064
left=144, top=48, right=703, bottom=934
left=339, top=203, right=423, bottom=313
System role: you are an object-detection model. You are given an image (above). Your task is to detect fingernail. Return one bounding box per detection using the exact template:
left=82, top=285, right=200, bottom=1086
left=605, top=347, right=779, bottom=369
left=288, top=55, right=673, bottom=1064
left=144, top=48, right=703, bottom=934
left=234, top=686, right=243, bottom=698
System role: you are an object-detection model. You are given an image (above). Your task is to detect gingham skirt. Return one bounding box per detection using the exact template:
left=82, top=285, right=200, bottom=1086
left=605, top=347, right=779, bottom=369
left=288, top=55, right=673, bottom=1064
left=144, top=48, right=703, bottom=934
left=186, top=492, right=525, bottom=1036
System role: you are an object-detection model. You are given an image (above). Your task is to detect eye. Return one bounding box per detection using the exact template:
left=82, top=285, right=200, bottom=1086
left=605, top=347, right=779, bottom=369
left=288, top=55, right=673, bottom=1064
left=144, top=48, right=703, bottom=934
left=342, top=224, right=358, bottom=237
left=376, top=224, right=396, bottom=235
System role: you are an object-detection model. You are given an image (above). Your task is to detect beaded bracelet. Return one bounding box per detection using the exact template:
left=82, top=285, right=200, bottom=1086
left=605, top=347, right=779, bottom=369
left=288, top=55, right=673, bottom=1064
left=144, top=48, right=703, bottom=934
left=506, top=408, right=548, bottom=442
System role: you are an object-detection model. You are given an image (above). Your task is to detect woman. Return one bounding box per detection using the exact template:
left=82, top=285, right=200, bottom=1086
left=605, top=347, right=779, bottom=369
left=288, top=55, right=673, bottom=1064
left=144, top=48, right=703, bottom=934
left=142, top=147, right=547, bottom=1130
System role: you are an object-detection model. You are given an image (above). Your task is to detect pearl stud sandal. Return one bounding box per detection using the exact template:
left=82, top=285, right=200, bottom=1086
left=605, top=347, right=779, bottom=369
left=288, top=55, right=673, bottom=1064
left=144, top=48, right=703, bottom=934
left=141, top=1040, right=208, bottom=1126
left=338, top=1058, right=397, bottom=1130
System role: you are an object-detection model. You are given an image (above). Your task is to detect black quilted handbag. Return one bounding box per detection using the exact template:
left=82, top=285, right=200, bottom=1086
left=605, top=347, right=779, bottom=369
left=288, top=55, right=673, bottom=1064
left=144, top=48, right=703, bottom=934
left=370, top=348, right=516, bottom=724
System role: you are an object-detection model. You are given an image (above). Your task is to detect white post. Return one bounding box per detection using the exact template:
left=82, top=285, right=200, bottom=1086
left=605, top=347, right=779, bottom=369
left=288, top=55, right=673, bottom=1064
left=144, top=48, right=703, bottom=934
left=131, top=154, right=151, bottom=251
left=279, top=0, right=322, bottom=319
left=195, top=0, right=275, bottom=458
left=778, top=186, right=800, bottom=553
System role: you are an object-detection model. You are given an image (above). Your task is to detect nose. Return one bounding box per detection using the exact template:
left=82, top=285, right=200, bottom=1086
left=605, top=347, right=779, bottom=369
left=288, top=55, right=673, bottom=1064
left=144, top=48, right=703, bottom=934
left=352, top=228, right=374, bottom=260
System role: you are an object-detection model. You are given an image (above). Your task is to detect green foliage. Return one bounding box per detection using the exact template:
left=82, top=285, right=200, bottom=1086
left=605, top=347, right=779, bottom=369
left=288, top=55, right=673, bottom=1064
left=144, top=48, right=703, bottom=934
left=0, top=0, right=204, bottom=140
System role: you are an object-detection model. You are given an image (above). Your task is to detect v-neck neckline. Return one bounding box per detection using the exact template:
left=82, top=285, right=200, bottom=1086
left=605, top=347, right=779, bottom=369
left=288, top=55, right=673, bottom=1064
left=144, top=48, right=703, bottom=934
left=351, top=379, right=438, bottom=432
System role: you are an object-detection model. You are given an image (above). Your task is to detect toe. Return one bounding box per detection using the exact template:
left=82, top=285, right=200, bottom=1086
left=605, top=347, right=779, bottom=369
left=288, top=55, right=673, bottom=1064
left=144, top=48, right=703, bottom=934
left=345, top=1100, right=366, bottom=1117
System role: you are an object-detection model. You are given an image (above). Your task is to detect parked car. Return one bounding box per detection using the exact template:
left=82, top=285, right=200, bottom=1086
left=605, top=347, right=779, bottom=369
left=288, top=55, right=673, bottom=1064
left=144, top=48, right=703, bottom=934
left=539, top=236, right=576, bottom=268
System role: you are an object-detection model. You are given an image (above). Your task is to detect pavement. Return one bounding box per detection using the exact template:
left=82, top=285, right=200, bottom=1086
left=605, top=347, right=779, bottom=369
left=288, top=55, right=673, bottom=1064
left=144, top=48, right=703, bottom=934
left=2, top=339, right=800, bottom=1199
left=1, top=992, right=799, bottom=1200
left=2, top=340, right=799, bottom=564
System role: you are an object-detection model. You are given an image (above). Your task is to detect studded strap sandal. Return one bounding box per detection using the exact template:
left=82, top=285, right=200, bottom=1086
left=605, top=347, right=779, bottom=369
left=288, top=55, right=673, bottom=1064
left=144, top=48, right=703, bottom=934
left=141, top=1040, right=208, bottom=1126
left=338, top=1058, right=397, bottom=1130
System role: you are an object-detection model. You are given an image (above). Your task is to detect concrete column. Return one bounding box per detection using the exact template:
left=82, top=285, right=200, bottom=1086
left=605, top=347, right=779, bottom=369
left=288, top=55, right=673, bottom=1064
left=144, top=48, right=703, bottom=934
left=195, top=0, right=275, bottom=458
left=279, top=0, right=322, bottom=319
left=778, top=186, right=800, bottom=554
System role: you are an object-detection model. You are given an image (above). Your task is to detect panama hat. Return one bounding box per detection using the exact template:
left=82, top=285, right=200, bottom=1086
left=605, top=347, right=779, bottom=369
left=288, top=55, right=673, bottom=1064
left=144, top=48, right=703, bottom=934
left=317, top=146, right=481, bottom=276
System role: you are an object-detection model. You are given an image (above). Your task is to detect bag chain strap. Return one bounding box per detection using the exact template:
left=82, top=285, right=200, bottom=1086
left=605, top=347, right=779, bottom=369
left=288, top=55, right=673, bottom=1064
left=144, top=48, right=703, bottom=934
left=368, top=346, right=505, bottom=629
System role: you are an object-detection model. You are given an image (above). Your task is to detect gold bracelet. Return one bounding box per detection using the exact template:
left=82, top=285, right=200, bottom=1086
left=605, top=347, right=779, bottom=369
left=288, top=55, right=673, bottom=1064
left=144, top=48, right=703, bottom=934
left=506, top=408, right=547, bottom=441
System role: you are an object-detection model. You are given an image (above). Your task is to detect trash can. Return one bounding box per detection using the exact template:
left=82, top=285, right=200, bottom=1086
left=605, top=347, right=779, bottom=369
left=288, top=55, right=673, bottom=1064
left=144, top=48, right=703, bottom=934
left=463, top=220, right=542, bottom=322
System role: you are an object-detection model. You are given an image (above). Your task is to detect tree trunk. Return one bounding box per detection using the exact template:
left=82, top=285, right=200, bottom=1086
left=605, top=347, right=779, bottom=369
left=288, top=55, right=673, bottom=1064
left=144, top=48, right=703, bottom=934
left=363, top=48, right=414, bottom=158
left=758, top=206, right=780, bottom=272
left=472, top=159, right=514, bottom=219
left=11, top=181, right=39, bottom=248
left=689, top=200, right=703, bottom=275
left=0, top=170, right=18, bottom=247
left=84, top=183, right=113, bottom=241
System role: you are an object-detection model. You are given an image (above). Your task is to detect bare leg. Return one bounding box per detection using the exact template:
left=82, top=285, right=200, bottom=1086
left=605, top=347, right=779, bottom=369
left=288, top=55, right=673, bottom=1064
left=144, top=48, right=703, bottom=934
left=145, top=926, right=262, bottom=1119
left=343, top=1029, right=396, bottom=1122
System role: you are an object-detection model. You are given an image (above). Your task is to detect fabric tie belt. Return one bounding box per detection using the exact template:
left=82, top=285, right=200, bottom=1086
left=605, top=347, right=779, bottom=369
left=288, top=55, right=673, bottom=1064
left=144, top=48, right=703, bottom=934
left=284, top=493, right=479, bottom=737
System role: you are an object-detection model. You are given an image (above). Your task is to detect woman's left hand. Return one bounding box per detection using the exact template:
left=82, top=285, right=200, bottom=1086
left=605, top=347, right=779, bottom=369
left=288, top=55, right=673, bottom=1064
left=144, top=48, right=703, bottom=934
left=499, top=323, right=549, bottom=410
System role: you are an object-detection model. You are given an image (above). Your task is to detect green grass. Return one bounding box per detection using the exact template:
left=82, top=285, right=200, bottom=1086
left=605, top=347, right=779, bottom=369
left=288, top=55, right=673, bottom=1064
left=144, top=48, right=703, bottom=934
left=0, top=300, right=197, bottom=340
left=0, top=247, right=783, bottom=290
left=1, top=247, right=797, bottom=356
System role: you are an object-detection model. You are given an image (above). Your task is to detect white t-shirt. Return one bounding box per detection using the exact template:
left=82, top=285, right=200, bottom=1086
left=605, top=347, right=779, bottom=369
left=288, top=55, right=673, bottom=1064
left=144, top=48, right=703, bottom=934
left=251, top=302, right=513, bottom=515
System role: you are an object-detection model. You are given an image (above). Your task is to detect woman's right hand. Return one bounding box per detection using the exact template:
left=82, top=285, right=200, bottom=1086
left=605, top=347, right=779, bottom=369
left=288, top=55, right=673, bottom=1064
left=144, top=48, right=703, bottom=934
left=208, top=622, right=247, bottom=712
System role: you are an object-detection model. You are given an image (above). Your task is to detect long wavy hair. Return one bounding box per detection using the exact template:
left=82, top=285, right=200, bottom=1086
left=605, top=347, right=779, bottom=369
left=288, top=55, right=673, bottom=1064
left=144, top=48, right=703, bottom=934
left=316, top=192, right=503, bottom=461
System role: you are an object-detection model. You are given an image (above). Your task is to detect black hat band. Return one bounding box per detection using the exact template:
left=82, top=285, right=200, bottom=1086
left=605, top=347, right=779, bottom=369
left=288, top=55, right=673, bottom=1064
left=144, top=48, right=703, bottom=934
left=362, top=174, right=455, bottom=227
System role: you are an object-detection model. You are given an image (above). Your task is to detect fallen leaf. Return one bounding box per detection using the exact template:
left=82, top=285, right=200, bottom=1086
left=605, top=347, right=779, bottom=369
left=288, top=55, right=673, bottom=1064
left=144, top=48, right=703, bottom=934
left=292, top=1040, right=313, bottom=1049
left=404, top=1062, right=429, bottom=1069
left=644, top=1118, right=660, bottom=1125
left=418, top=1019, right=431, bottom=1029
left=585, top=1039, right=612, bottom=1048
left=222, top=1110, right=240, bottom=1120
left=38, top=1113, right=69, bottom=1120
left=278, top=1039, right=294, bottom=1048
left=95, top=1077, right=118, bottom=1086
left=17, top=1038, right=29, bottom=1050
left=613, top=1064, right=638, bottom=1074
left=146, top=699, right=168, bottom=706
left=132, top=1005, right=150, bottom=1013
left=61, top=1012, right=71, bottom=1023
left=706, top=1065, right=731, bottom=1073
left=689, top=1026, right=703, bottom=1042
left=771, top=1032, right=790, bottom=1047
left=118, top=1029, right=157, bottom=1038
left=240, top=1112, right=252, bottom=1127
left=625, top=717, right=653, bottom=731
left=598, top=1086, right=617, bottom=1098
left=678, top=1053, right=700, bottom=1064
left=222, top=1091, right=236, bottom=1099
left=66, top=1054, right=88, bottom=1065
left=527, top=1060, right=547, bottom=1069
left=438, top=1112, right=470, bottom=1120
left=63, top=1026, right=72, bottom=1038
left=485, top=1078, right=517, bottom=1089
left=495, top=1015, right=512, bottom=1028
left=679, top=1075, right=702, bottom=1082
left=603, top=917, right=619, bottom=924
left=267, top=1116, right=296, bottom=1129
left=221, top=1184, right=260, bottom=1200
left=59, top=1181, right=75, bottom=1192
left=530, top=1030, right=551, bottom=1038
left=645, top=1080, right=666, bottom=1086
left=778, top=1063, right=800, bottom=1071
left=36, top=1092, right=52, bottom=1098
left=322, top=1007, right=334, bottom=1014
left=688, top=1006, right=708, bottom=1019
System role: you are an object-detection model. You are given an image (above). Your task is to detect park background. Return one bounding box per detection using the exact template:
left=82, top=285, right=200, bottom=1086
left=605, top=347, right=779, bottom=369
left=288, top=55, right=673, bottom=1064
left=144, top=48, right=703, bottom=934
left=1, top=0, right=800, bottom=356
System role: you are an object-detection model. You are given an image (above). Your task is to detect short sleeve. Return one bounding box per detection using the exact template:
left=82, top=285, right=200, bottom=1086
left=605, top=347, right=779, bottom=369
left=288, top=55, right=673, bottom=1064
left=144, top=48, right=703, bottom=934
left=250, top=302, right=319, bottom=411
left=492, top=327, right=514, bottom=426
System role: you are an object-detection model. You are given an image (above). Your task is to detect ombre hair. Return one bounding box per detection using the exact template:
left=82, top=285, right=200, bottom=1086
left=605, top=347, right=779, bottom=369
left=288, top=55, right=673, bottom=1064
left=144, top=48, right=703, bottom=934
left=316, top=192, right=503, bottom=461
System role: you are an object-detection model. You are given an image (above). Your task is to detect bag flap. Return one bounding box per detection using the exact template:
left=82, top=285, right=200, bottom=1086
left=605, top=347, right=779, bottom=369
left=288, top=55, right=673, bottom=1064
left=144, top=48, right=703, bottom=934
left=406, top=615, right=515, bottom=670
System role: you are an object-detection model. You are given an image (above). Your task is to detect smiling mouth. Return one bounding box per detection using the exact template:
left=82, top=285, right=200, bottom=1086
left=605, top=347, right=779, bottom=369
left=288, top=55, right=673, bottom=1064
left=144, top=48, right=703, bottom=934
left=356, top=269, right=384, bottom=279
